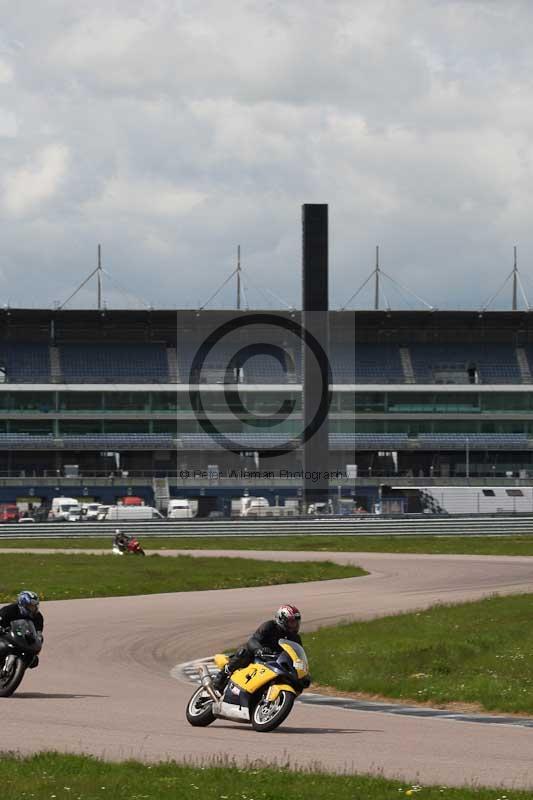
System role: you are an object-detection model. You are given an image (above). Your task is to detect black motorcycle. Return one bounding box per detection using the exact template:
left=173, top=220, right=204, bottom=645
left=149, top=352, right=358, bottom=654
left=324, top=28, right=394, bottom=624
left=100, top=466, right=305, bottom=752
left=0, top=619, right=43, bottom=697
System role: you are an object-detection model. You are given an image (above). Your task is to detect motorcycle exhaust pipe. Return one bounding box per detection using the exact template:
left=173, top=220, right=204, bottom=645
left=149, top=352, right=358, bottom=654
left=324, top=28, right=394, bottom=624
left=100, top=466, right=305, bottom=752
left=197, top=664, right=220, bottom=702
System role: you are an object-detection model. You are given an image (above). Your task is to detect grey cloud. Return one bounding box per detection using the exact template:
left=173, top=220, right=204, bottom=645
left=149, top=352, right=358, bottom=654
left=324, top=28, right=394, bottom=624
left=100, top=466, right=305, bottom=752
left=1, top=0, right=533, bottom=310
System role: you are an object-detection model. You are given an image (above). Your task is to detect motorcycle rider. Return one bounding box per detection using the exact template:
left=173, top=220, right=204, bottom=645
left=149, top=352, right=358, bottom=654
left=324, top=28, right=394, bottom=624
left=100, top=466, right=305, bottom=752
left=0, top=590, right=43, bottom=669
left=211, top=604, right=302, bottom=693
left=113, top=528, right=130, bottom=552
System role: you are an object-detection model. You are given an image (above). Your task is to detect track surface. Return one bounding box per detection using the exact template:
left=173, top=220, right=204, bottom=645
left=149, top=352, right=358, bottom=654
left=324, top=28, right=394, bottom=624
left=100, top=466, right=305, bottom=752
left=2, top=550, right=533, bottom=788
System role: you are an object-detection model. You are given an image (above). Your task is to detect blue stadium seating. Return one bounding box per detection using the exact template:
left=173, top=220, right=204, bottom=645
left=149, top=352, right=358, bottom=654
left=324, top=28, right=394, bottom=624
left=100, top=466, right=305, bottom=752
left=0, top=433, right=175, bottom=449
left=60, top=344, right=169, bottom=383
left=291, top=342, right=402, bottom=384
left=0, top=344, right=50, bottom=382
left=410, top=344, right=521, bottom=384
left=178, top=339, right=292, bottom=384
left=178, top=432, right=409, bottom=450
left=417, top=433, right=529, bottom=449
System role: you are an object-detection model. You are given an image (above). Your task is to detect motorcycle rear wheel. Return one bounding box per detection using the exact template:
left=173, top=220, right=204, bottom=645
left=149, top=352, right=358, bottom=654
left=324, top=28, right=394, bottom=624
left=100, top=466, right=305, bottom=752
left=186, top=686, right=215, bottom=726
left=251, top=689, right=294, bottom=732
left=0, top=657, right=25, bottom=697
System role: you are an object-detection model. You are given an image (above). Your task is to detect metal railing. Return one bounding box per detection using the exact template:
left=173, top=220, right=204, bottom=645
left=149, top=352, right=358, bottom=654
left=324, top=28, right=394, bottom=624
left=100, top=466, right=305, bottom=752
left=1, top=514, right=533, bottom=538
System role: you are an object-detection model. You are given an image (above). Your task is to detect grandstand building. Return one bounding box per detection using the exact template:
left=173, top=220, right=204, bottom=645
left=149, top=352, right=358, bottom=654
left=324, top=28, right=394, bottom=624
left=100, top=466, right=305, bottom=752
left=2, top=306, right=533, bottom=513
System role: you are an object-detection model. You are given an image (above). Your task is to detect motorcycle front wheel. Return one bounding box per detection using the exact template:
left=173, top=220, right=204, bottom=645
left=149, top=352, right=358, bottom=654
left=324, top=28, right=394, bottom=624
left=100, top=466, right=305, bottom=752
left=0, top=657, right=25, bottom=697
left=251, top=689, right=295, bottom=732
left=186, top=686, right=216, bottom=727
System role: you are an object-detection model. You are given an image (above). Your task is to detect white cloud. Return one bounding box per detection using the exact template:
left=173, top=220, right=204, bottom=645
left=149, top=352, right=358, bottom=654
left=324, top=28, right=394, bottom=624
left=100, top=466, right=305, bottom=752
left=0, top=58, right=14, bottom=83
left=2, top=1, right=533, bottom=308
left=3, top=144, right=69, bottom=216
left=85, top=176, right=207, bottom=217
left=0, top=108, right=17, bottom=137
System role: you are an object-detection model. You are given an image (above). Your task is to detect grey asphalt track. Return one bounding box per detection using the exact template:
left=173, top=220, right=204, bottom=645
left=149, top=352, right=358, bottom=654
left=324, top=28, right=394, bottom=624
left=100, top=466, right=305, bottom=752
left=2, top=550, right=533, bottom=789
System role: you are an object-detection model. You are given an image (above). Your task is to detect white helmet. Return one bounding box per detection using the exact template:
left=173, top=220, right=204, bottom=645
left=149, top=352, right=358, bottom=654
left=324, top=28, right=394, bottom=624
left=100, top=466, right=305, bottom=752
left=274, top=604, right=301, bottom=634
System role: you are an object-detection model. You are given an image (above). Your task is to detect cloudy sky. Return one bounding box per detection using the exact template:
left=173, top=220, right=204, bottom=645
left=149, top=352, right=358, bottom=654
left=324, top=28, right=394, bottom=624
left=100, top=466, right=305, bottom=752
left=1, top=0, right=533, bottom=310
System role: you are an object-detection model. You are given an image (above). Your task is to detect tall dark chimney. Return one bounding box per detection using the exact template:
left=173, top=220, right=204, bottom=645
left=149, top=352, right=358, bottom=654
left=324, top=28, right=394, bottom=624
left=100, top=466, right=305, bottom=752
left=301, top=204, right=330, bottom=509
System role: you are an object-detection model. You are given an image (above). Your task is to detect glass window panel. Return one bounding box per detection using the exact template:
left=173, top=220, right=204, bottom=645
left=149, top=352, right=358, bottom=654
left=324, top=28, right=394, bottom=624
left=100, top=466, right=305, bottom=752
left=9, top=420, right=54, bottom=434
left=152, top=392, right=179, bottom=412
left=59, top=421, right=103, bottom=434
left=59, top=392, right=102, bottom=411
left=10, top=392, right=55, bottom=412
left=103, top=420, right=150, bottom=433
left=481, top=393, right=531, bottom=412
left=104, top=392, right=149, bottom=411
left=153, top=420, right=178, bottom=434
left=354, top=392, right=384, bottom=412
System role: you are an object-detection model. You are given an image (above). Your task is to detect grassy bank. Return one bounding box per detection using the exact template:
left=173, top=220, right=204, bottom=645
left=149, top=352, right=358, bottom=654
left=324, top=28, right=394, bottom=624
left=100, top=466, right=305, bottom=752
left=0, top=553, right=365, bottom=602
left=0, top=752, right=529, bottom=800
left=306, top=592, right=533, bottom=715
left=3, top=533, right=533, bottom=555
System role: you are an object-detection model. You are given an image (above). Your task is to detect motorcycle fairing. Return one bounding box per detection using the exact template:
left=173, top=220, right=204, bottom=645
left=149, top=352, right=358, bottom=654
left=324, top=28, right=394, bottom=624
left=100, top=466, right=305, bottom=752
left=230, top=663, right=278, bottom=694
left=213, top=699, right=250, bottom=722
left=214, top=653, right=229, bottom=669
left=266, top=683, right=297, bottom=702
left=216, top=678, right=256, bottom=722
left=279, top=641, right=308, bottom=679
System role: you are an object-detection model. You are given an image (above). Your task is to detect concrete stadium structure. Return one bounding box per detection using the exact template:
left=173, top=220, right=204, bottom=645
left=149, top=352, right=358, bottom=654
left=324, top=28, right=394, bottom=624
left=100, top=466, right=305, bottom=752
left=3, top=307, right=533, bottom=514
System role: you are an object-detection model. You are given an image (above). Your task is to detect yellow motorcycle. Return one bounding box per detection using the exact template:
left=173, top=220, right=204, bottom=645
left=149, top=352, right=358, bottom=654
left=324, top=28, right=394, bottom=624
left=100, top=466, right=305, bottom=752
left=186, top=639, right=311, bottom=732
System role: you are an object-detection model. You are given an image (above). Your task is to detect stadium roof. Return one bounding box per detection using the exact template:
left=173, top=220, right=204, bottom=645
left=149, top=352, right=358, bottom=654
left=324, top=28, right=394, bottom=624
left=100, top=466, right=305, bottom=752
left=2, top=307, right=533, bottom=344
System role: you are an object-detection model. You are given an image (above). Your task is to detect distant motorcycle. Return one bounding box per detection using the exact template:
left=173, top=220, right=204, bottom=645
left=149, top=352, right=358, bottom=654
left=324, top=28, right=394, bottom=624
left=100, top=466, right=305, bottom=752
left=112, top=536, right=145, bottom=556
left=186, top=639, right=311, bottom=732
left=0, top=619, right=43, bottom=697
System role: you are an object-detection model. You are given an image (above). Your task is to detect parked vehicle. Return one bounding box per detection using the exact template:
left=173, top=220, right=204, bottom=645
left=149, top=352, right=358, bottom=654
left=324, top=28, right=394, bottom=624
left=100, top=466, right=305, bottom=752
left=49, top=497, right=81, bottom=522
left=0, top=619, right=43, bottom=697
left=186, top=639, right=311, bottom=732
left=81, top=503, right=101, bottom=521
left=102, top=505, right=164, bottom=521
left=240, top=497, right=270, bottom=517
left=167, top=499, right=195, bottom=519
left=66, top=505, right=82, bottom=522
left=17, top=517, right=36, bottom=524
left=118, top=496, right=144, bottom=506
left=96, top=505, right=111, bottom=521
left=307, top=501, right=333, bottom=515
left=0, top=504, right=19, bottom=523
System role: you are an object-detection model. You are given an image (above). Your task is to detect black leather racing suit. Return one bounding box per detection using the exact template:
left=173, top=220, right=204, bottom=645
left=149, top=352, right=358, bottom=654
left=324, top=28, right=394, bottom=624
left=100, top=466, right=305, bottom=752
left=0, top=603, right=44, bottom=669
left=0, top=603, right=44, bottom=633
left=212, top=619, right=301, bottom=690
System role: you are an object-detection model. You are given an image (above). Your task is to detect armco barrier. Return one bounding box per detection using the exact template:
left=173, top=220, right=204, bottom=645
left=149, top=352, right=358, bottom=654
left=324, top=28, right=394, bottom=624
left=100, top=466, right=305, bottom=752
left=1, top=515, right=533, bottom=538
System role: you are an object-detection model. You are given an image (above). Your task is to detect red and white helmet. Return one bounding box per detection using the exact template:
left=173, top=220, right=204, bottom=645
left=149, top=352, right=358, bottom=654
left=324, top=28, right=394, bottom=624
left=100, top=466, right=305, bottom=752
left=274, top=604, right=301, bottom=634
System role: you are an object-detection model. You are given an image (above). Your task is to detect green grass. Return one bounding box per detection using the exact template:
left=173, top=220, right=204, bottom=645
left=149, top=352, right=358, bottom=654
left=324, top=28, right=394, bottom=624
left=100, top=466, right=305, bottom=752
left=4, top=533, right=533, bottom=555
left=306, top=593, right=533, bottom=714
left=0, top=553, right=365, bottom=602
left=0, top=752, right=529, bottom=799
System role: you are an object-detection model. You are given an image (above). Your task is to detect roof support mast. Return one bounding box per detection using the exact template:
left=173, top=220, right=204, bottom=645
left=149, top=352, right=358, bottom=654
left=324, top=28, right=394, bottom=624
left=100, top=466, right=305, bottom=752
left=97, top=244, right=102, bottom=311
left=236, top=244, right=241, bottom=310
left=481, top=245, right=530, bottom=312
left=512, top=245, right=518, bottom=311
left=374, top=245, right=380, bottom=310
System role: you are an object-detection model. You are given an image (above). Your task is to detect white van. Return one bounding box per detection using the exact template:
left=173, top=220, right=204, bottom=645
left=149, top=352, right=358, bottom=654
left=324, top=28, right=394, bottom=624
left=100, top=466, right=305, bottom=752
left=50, top=497, right=82, bottom=522
left=103, top=505, right=164, bottom=521
left=240, top=496, right=270, bottom=517
left=167, top=499, right=195, bottom=519
left=96, top=505, right=110, bottom=521
left=82, top=503, right=101, bottom=521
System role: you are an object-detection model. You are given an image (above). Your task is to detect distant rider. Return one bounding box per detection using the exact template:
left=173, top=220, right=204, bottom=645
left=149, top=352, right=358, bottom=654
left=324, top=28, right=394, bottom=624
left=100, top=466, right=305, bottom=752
left=211, top=604, right=302, bottom=692
left=113, top=529, right=130, bottom=552
left=0, top=590, right=43, bottom=669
